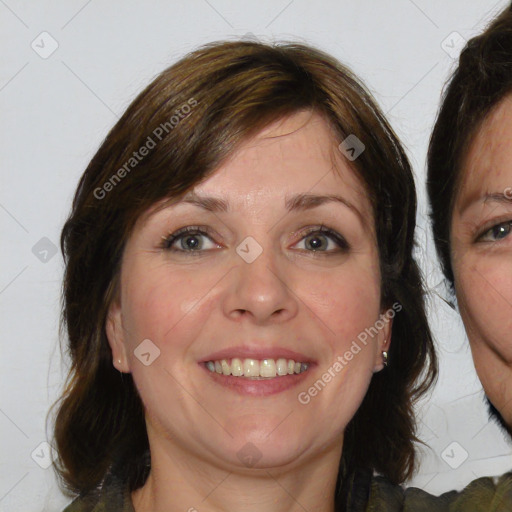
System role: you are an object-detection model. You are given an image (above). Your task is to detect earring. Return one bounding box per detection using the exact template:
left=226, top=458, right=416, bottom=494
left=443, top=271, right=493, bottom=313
left=382, top=351, right=388, bottom=367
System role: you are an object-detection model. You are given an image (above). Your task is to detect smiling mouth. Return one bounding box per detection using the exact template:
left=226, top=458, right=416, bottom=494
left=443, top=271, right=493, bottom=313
left=205, top=358, right=309, bottom=379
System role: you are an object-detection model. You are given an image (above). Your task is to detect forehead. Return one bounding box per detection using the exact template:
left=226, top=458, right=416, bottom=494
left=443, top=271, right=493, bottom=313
left=458, top=95, right=512, bottom=198
left=194, top=111, right=370, bottom=207
left=137, top=110, right=375, bottom=231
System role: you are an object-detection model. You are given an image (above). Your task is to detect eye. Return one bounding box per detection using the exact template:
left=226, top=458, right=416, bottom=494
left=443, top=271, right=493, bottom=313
left=477, top=221, right=512, bottom=243
left=292, top=226, right=349, bottom=253
left=161, top=226, right=221, bottom=253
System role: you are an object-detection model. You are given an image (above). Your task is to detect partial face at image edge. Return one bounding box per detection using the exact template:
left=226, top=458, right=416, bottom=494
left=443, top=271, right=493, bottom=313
left=451, top=95, right=512, bottom=427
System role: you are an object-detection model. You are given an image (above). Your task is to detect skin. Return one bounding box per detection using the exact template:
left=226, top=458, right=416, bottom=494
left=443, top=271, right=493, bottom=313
left=106, top=110, right=391, bottom=512
left=451, top=94, right=512, bottom=427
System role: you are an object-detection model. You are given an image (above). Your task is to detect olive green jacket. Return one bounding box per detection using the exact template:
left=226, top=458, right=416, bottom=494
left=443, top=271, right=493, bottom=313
left=63, top=470, right=512, bottom=512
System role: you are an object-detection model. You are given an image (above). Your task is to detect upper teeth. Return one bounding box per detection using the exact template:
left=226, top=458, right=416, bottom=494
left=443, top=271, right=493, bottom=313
left=205, top=358, right=309, bottom=378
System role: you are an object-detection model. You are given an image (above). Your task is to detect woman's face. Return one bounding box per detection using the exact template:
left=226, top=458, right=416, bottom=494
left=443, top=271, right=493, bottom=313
left=107, top=111, right=390, bottom=472
left=451, top=95, right=512, bottom=426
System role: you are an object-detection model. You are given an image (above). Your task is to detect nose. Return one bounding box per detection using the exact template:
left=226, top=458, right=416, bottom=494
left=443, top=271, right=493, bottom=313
left=222, top=246, right=299, bottom=325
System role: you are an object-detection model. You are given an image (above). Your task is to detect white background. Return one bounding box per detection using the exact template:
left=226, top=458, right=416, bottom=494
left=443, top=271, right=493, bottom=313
left=1, top=1, right=511, bottom=510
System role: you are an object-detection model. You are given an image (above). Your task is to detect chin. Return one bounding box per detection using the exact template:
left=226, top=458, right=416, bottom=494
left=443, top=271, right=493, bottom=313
left=217, top=426, right=312, bottom=471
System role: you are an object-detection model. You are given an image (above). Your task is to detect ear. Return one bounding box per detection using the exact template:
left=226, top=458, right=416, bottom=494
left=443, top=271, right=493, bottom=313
left=105, top=298, right=131, bottom=373
left=373, top=310, right=393, bottom=373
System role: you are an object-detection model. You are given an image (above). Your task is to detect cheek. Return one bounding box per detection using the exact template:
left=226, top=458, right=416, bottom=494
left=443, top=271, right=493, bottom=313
left=299, top=260, right=382, bottom=349
left=120, top=264, right=214, bottom=352
left=119, top=265, right=221, bottom=402
left=455, top=256, right=512, bottom=361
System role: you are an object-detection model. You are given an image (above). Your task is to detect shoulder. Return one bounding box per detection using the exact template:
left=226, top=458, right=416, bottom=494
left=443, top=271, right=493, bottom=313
left=367, top=476, right=453, bottom=511
left=367, top=472, right=512, bottom=512
left=441, top=472, right=512, bottom=511
left=62, top=474, right=134, bottom=512
left=62, top=493, right=99, bottom=512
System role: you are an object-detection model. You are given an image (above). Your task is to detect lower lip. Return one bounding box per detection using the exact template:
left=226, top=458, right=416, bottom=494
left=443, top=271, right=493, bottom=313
left=200, top=363, right=313, bottom=396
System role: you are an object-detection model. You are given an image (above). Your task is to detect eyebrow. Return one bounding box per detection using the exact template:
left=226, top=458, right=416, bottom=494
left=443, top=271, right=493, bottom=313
left=179, top=191, right=365, bottom=221
left=459, top=192, right=512, bottom=215
left=181, top=193, right=229, bottom=212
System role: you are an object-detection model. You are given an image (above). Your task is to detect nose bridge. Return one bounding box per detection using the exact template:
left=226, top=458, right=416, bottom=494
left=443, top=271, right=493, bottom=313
left=223, top=236, right=298, bottom=323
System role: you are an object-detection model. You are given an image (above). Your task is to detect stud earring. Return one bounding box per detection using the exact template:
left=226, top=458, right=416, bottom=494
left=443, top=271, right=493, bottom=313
left=382, top=351, right=388, bottom=367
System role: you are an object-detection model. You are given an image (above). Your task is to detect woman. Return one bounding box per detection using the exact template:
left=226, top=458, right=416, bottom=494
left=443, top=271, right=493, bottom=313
left=54, top=40, right=441, bottom=511
left=427, top=5, right=512, bottom=433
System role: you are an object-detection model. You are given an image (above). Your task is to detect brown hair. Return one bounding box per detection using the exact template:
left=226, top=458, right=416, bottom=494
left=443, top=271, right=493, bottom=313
left=427, top=5, right=512, bottom=287
left=52, top=40, right=436, bottom=500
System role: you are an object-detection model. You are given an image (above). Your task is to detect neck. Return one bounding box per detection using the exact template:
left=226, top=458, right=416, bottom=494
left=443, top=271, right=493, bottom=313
left=131, top=434, right=343, bottom=512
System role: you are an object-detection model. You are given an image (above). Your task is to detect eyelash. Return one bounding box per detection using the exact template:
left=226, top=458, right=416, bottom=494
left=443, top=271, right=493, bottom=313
left=160, top=225, right=219, bottom=253
left=160, top=225, right=349, bottom=255
left=476, top=219, right=512, bottom=243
